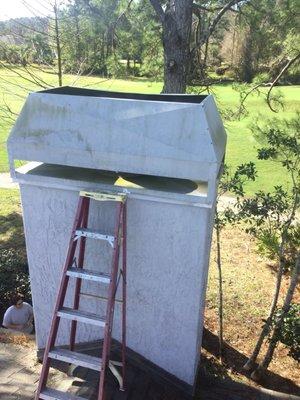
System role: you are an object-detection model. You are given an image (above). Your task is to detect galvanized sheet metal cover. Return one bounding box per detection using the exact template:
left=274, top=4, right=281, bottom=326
left=7, top=87, right=226, bottom=181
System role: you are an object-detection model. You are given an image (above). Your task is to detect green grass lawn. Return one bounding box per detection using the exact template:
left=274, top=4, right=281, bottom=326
left=1, top=67, right=299, bottom=195
left=0, top=188, right=25, bottom=252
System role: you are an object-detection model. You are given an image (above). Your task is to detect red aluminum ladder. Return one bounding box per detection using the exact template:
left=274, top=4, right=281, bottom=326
left=35, top=190, right=127, bottom=400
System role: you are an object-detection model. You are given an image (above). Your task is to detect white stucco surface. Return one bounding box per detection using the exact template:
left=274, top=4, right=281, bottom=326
left=18, top=165, right=215, bottom=390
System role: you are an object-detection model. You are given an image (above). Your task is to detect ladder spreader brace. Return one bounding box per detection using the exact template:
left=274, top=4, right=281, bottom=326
left=35, top=190, right=128, bottom=400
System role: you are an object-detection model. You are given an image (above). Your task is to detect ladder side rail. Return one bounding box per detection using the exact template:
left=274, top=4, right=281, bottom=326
left=35, top=196, right=86, bottom=399
left=105, top=204, right=125, bottom=362
left=70, top=197, right=90, bottom=351
left=98, top=202, right=123, bottom=400
left=121, top=202, right=127, bottom=391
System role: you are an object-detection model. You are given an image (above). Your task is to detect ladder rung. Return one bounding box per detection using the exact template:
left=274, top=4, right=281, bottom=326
left=67, top=267, right=111, bottom=284
left=80, top=190, right=127, bottom=202
left=75, top=228, right=115, bottom=246
left=48, top=348, right=102, bottom=371
left=57, top=308, right=106, bottom=327
left=39, top=388, right=86, bottom=400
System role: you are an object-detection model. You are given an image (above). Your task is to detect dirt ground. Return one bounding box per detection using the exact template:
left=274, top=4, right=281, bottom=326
left=205, top=225, right=299, bottom=395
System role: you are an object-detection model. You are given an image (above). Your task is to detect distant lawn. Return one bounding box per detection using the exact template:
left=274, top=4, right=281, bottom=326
left=0, top=67, right=299, bottom=195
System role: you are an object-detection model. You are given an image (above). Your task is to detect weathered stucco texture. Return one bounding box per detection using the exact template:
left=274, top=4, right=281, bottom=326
left=19, top=180, right=213, bottom=388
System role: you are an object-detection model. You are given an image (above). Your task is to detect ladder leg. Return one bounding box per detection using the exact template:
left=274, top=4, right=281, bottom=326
left=35, top=196, right=86, bottom=399
left=70, top=197, right=90, bottom=351
left=121, top=203, right=127, bottom=391
left=98, top=202, right=123, bottom=400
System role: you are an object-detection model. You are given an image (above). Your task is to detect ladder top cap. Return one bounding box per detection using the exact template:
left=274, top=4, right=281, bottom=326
left=80, top=190, right=127, bottom=202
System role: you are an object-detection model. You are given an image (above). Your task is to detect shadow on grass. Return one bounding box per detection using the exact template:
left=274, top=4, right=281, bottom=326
left=0, top=212, right=26, bottom=253
left=198, top=328, right=300, bottom=397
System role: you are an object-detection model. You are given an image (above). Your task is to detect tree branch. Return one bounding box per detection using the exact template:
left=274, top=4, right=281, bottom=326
left=237, top=52, right=300, bottom=115
left=266, top=53, right=300, bottom=112
left=192, top=3, right=238, bottom=14
left=81, top=0, right=103, bottom=17
left=114, top=0, right=134, bottom=27
left=0, top=61, right=48, bottom=89
left=193, top=0, right=244, bottom=50
left=108, top=0, right=134, bottom=43
left=149, top=0, right=165, bottom=23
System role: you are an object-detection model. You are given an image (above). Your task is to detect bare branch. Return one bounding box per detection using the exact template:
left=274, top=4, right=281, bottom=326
left=21, top=0, right=76, bottom=22
left=0, top=93, right=19, bottom=125
left=149, top=0, right=165, bottom=23
left=6, top=17, right=51, bottom=38
left=82, top=78, right=112, bottom=88
left=2, top=97, right=19, bottom=116
left=23, top=64, right=53, bottom=88
left=0, top=76, right=33, bottom=95
left=192, top=3, right=238, bottom=14
left=27, top=63, right=57, bottom=75
left=0, top=61, right=48, bottom=89
left=114, top=0, right=134, bottom=27
left=237, top=83, right=262, bottom=116
left=193, top=0, right=245, bottom=50
left=237, top=52, right=300, bottom=114
left=81, top=0, right=104, bottom=17
left=266, top=53, right=300, bottom=112
left=71, top=57, right=90, bottom=86
left=107, top=0, right=135, bottom=46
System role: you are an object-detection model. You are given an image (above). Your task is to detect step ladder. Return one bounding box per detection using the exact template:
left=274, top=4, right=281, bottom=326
left=35, top=190, right=128, bottom=400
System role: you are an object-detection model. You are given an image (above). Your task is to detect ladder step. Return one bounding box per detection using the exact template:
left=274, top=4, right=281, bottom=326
left=57, top=308, right=106, bottom=327
left=39, top=388, right=86, bottom=400
left=80, top=190, right=127, bottom=202
left=75, top=228, right=115, bottom=245
left=48, top=348, right=102, bottom=371
left=67, top=267, right=111, bottom=284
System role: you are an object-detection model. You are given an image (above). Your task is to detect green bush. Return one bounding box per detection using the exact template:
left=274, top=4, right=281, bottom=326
left=106, top=55, right=127, bottom=78
left=0, top=249, right=30, bottom=321
left=253, top=72, right=270, bottom=85
left=271, top=303, right=300, bottom=361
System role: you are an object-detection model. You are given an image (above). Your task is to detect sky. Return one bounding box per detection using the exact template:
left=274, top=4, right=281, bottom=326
left=0, top=0, right=57, bottom=21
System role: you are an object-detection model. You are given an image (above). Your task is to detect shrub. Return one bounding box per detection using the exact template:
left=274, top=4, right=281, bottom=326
left=215, top=65, right=229, bottom=76
left=106, top=55, right=127, bottom=78
left=271, top=303, right=300, bottom=361
left=0, top=249, right=30, bottom=320
left=253, top=72, right=270, bottom=85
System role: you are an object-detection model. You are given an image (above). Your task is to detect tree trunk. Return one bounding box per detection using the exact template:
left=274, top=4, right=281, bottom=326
left=216, top=221, right=224, bottom=361
left=54, top=2, right=63, bottom=87
left=150, top=0, right=244, bottom=93
left=251, top=253, right=300, bottom=381
left=240, top=27, right=254, bottom=83
left=127, top=57, right=130, bottom=75
left=74, top=6, right=82, bottom=68
left=162, top=1, right=193, bottom=93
